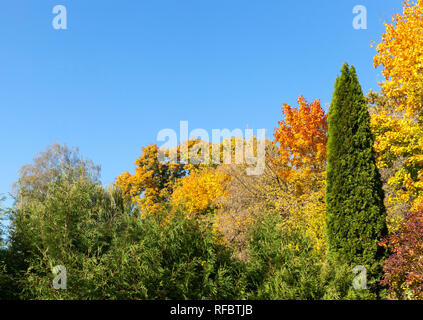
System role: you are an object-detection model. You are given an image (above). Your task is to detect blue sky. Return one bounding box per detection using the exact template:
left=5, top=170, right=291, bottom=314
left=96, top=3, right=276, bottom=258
left=0, top=0, right=404, bottom=207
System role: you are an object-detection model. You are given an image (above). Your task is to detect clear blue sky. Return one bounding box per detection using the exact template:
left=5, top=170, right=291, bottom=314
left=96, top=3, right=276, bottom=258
left=0, top=0, right=403, bottom=207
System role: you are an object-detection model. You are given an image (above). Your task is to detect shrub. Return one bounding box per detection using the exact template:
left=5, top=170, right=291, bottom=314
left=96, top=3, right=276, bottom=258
left=244, top=212, right=376, bottom=300
left=88, top=212, right=245, bottom=300
left=22, top=208, right=244, bottom=300
left=380, top=208, right=423, bottom=300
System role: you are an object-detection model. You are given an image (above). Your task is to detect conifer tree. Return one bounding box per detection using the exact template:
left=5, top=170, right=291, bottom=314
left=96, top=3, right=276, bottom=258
left=326, top=63, right=388, bottom=288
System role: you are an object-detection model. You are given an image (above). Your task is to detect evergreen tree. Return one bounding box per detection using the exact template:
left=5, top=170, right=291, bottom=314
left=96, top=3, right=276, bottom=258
left=326, top=63, right=388, bottom=289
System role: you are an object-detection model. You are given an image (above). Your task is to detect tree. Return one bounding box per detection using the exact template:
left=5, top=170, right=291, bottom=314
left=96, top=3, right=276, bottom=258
left=326, top=64, right=388, bottom=289
left=170, top=167, right=231, bottom=217
left=0, top=195, right=6, bottom=249
left=6, top=144, right=107, bottom=299
left=373, top=0, right=423, bottom=118
left=367, top=91, right=414, bottom=230
left=215, top=100, right=329, bottom=258
left=13, top=143, right=100, bottom=204
left=0, top=195, right=14, bottom=300
left=372, top=0, right=423, bottom=212
left=380, top=207, right=423, bottom=300
left=273, top=96, right=328, bottom=193
left=115, top=144, right=186, bottom=215
left=10, top=143, right=102, bottom=254
left=271, top=96, right=328, bottom=253
left=244, top=211, right=372, bottom=300
left=18, top=177, right=134, bottom=300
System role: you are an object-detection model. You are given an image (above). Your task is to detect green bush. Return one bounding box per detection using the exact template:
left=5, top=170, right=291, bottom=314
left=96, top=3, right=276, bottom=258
left=14, top=174, right=244, bottom=300
left=243, top=212, right=376, bottom=300
left=85, top=213, right=245, bottom=300
left=22, top=212, right=245, bottom=300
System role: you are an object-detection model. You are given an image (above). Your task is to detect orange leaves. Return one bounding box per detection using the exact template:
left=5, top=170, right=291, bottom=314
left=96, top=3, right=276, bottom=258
left=273, top=96, right=328, bottom=188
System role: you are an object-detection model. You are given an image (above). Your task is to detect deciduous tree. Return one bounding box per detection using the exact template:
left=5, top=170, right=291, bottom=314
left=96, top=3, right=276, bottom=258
left=373, top=0, right=423, bottom=118
left=273, top=96, right=328, bottom=194
left=115, top=144, right=186, bottom=215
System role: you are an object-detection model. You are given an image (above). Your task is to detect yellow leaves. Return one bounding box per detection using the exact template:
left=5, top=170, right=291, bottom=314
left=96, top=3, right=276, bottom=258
left=170, top=168, right=231, bottom=216
left=374, top=0, right=423, bottom=118
left=115, top=144, right=186, bottom=215
left=280, top=186, right=327, bottom=255
left=370, top=91, right=423, bottom=213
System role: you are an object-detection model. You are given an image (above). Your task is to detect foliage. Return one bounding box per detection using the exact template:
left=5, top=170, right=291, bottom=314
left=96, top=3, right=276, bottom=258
left=380, top=207, right=423, bottom=300
left=281, top=185, right=327, bottom=255
left=371, top=0, right=423, bottom=212
left=0, top=194, right=6, bottom=249
left=0, top=196, right=9, bottom=298
left=13, top=143, right=100, bottom=203
left=271, top=96, right=328, bottom=253
left=6, top=144, right=120, bottom=300
left=14, top=178, right=131, bottom=298
left=215, top=101, right=328, bottom=258
left=373, top=0, right=423, bottom=119
left=0, top=195, right=21, bottom=300
left=326, top=63, right=388, bottom=289
left=243, top=212, right=375, bottom=300
left=93, top=212, right=244, bottom=300
left=170, top=167, right=231, bottom=216
left=5, top=0, right=423, bottom=299
left=116, top=144, right=186, bottom=215
left=273, top=96, right=327, bottom=193
left=22, top=210, right=245, bottom=300
left=368, top=91, right=416, bottom=229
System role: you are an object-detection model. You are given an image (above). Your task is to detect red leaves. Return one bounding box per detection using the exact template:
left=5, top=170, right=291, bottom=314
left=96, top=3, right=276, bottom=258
left=380, top=208, right=423, bottom=299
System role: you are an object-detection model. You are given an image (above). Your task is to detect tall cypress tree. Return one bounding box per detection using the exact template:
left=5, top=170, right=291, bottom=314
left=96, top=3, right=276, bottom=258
left=326, top=63, right=387, bottom=287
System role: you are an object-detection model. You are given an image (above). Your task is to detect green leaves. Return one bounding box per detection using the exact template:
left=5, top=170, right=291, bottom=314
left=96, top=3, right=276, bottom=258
left=326, top=64, right=388, bottom=294
left=243, top=212, right=367, bottom=300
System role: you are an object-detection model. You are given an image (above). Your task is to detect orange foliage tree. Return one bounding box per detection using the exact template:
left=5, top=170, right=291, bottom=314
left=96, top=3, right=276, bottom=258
left=273, top=96, right=328, bottom=192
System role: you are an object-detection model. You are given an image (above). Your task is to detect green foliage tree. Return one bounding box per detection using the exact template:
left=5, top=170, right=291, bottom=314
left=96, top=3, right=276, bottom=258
left=0, top=194, right=6, bottom=249
left=22, top=207, right=244, bottom=300
left=6, top=144, right=244, bottom=300
left=12, top=143, right=100, bottom=204
left=325, top=63, right=388, bottom=291
left=244, top=212, right=375, bottom=300
left=0, top=195, right=17, bottom=300
left=5, top=143, right=104, bottom=299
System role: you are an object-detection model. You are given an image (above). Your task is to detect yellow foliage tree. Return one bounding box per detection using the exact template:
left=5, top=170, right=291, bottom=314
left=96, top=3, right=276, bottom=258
left=374, top=0, right=423, bottom=118
left=371, top=0, right=423, bottom=216
left=115, top=144, right=186, bottom=215
left=170, top=167, right=231, bottom=216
